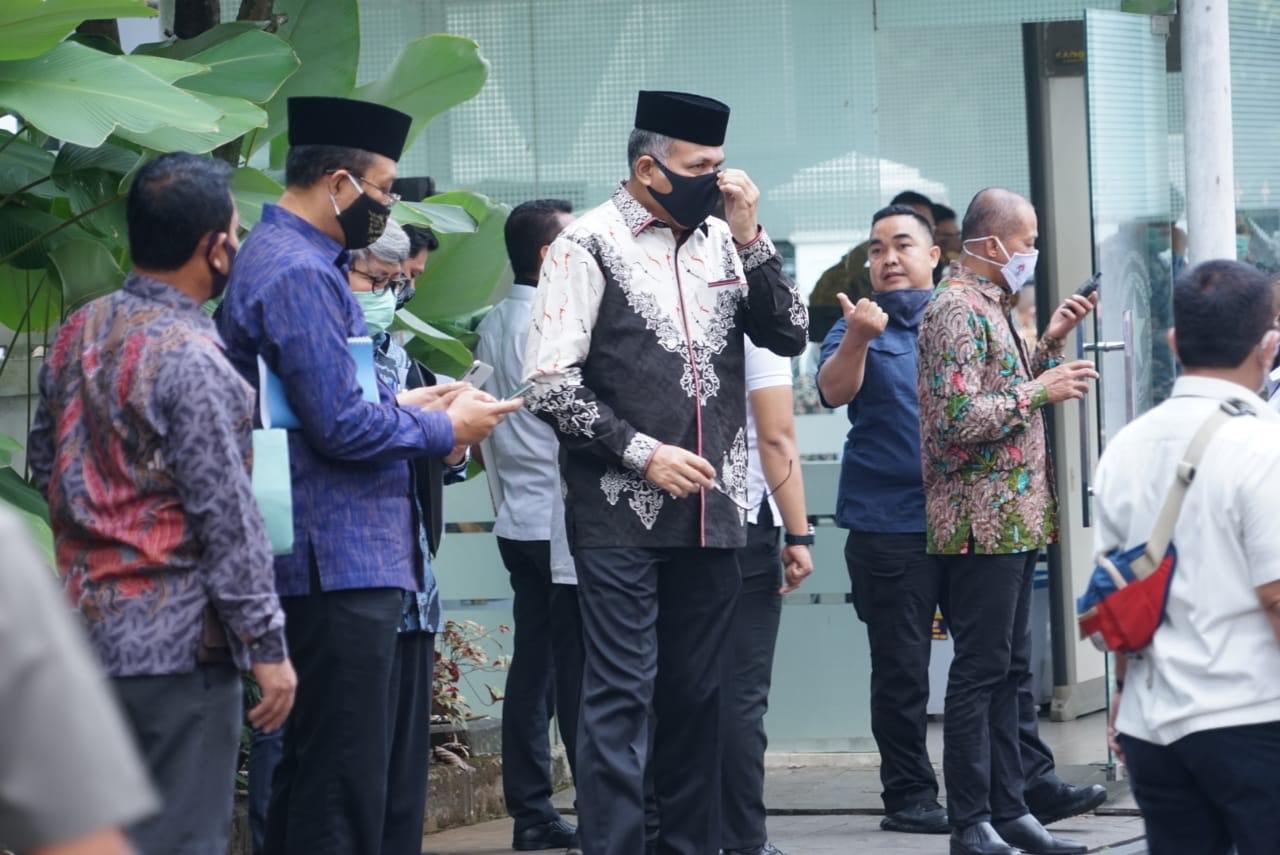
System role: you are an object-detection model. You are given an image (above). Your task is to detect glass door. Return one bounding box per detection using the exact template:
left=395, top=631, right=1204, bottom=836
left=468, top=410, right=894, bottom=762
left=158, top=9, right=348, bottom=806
left=1084, top=9, right=1176, bottom=447
left=1082, top=8, right=1174, bottom=771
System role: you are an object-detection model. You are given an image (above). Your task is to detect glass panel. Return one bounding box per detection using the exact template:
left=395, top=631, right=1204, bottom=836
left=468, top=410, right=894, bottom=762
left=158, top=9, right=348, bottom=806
left=1230, top=0, right=1280, bottom=274
left=1085, top=9, right=1174, bottom=446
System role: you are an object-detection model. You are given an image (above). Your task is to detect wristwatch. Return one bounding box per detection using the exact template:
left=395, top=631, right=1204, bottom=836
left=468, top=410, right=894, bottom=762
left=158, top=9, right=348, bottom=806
left=784, top=523, right=816, bottom=547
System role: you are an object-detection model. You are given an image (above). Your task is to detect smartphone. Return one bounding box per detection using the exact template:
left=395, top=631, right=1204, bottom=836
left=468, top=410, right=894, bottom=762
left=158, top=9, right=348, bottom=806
left=506, top=380, right=534, bottom=401
left=1076, top=274, right=1101, bottom=299
left=460, top=360, right=494, bottom=389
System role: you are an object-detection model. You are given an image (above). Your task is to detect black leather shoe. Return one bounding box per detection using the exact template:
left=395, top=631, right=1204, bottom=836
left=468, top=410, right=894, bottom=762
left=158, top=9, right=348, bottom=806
left=513, top=818, right=577, bottom=851
left=1026, top=782, right=1108, bottom=826
left=723, top=844, right=785, bottom=855
left=949, top=822, right=1021, bottom=855
left=993, top=814, right=1086, bottom=854
left=881, top=800, right=950, bottom=834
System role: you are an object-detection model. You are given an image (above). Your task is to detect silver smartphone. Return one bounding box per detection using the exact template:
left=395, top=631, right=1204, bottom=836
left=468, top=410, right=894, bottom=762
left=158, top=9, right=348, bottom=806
left=460, top=360, right=494, bottom=389
left=506, top=380, right=535, bottom=401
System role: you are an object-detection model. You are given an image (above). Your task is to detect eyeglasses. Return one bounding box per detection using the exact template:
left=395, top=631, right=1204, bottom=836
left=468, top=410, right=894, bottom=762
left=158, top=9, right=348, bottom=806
left=352, top=268, right=412, bottom=298
left=327, top=170, right=401, bottom=205
left=712, top=459, right=794, bottom=513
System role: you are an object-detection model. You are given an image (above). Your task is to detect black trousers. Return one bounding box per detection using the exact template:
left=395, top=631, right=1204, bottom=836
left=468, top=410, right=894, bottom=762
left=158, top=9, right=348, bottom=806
left=1119, top=722, right=1280, bottom=855
left=845, top=532, right=1062, bottom=814
left=114, top=665, right=242, bottom=855
left=940, top=549, right=1037, bottom=829
left=721, top=520, right=784, bottom=851
left=381, top=630, right=435, bottom=855
left=574, top=546, right=740, bottom=855
left=263, top=575, right=403, bottom=855
left=497, top=537, right=585, bottom=831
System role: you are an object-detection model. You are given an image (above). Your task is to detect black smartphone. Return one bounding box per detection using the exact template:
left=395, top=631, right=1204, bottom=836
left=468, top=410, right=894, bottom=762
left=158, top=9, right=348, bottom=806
left=1076, top=274, right=1101, bottom=299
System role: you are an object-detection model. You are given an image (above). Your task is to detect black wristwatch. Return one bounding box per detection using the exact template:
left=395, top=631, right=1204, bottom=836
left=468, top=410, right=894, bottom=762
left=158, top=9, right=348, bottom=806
left=784, top=523, right=816, bottom=546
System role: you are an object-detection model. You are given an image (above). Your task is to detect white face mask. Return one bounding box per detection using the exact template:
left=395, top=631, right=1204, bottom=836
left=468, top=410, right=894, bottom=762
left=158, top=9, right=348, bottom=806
left=964, top=235, right=1038, bottom=293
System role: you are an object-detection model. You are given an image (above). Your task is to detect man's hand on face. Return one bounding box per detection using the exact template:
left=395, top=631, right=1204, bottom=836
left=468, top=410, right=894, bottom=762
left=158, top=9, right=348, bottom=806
left=1039, top=359, right=1099, bottom=404
left=446, top=388, right=522, bottom=446
left=249, top=658, right=298, bottom=733
left=837, top=293, right=889, bottom=345
left=718, top=169, right=761, bottom=245
left=1043, top=292, right=1098, bottom=341
left=643, top=444, right=716, bottom=499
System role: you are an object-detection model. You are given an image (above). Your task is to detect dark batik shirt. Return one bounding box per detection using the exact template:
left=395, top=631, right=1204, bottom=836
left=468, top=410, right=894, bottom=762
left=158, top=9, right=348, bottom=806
left=217, top=205, right=455, bottom=596
left=523, top=185, right=808, bottom=549
left=27, top=273, right=286, bottom=676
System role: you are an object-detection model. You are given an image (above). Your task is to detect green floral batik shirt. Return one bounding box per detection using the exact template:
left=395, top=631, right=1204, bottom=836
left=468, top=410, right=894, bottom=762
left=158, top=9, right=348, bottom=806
left=917, top=263, right=1064, bottom=555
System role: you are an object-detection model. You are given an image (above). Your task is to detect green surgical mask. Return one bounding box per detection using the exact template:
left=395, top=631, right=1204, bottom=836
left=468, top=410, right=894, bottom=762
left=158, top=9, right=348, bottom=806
left=354, top=289, right=396, bottom=336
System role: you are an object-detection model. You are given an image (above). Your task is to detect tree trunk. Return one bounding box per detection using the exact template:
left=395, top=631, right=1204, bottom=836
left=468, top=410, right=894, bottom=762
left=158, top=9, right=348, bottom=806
left=237, top=0, right=276, bottom=20
left=173, top=0, right=221, bottom=39
left=75, top=19, right=122, bottom=48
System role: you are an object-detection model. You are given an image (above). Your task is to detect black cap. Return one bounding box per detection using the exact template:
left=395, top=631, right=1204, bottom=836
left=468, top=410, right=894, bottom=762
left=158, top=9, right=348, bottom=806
left=287, top=96, right=412, bottom=161
left=634, top=90, right=730, bottom=147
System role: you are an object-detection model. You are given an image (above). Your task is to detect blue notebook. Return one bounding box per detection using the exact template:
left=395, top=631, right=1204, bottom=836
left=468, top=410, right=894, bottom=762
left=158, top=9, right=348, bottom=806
left=257, top=336, right=379, bottom=430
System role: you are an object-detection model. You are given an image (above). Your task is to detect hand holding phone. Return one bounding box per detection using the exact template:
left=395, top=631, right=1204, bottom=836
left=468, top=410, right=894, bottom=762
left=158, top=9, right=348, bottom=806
left=506, top=380, right=534, bottom=402
left=459, top=360, right=494, bottom=390
left=1076, top=274, right=1101, bottom=299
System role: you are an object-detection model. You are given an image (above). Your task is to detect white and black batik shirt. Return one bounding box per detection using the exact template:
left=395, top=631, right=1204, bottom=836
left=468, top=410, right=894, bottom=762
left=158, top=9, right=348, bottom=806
left=523, top=184, right=808, bottom=550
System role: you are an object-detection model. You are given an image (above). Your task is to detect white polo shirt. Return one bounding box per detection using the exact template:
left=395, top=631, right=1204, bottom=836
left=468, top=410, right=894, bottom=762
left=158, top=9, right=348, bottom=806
left=744, top=339, right=793, bottom=526
left=1093, top=376, right=1280, bottom=746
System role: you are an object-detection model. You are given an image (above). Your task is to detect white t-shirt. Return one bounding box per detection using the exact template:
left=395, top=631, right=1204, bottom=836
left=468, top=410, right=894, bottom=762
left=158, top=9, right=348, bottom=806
left=744, top=339, right=794, bottom=527
left=1093, top=376, right=1280, bottom=746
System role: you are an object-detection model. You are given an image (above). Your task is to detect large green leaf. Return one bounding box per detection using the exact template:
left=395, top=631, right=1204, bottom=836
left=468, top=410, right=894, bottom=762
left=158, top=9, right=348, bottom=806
left=0, top=207, right=91, bottom=270
left=0, top=131, right=57, bottom=200
left=403, top=192, right=511, bottom=321
left=353, top=35, right=488, bottom=151
left=394, top=200, right=477, bottom=236
left=63, top=170, right=128, bottom=244
left=0, top=41, right=222, bottom=148
left=178, top=30, right=300, bottom=104
left=0, top=0, right=156, bottom=61
left=116, top=92, right=267, bottom=154
left=0, top=264, right=61, bottom=331
left=0, top=434, right=20, bottom=467
left=52, top=141, right=141, bottom=179
left=231, top=167, right=283, bottom=230
left=0, top=467, right=54, bottom=564
left=121, top=54, right=210, bottom=85
left=250, top=0, right=360, bottom=156
left=49, top=239, right=125, bottom=312
left=133, top=21, right=268, bottom=60
left=395, top=311, right=474, bottom=377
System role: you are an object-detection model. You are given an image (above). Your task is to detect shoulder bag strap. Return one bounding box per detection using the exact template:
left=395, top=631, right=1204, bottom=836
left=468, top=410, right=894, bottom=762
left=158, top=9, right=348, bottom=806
left=1134, top=398, right=1252, bottom=577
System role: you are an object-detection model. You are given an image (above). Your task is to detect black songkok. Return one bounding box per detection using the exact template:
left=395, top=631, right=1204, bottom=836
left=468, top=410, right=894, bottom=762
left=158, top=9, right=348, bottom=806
left=634, top=90, right=730, bottom=146
left=287, top=96, right=412, bottom=161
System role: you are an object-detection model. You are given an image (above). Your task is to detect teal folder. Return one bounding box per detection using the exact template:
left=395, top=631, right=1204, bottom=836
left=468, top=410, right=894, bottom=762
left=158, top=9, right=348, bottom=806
left=257, top=336, right=379, bottom=430
left=251, top=428, right=294, bottom=556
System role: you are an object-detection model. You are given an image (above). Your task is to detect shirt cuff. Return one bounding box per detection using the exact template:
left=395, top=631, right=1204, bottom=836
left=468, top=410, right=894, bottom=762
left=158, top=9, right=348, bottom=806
left=408, top=407, right=455, bottom=457
left=736, top=227, right=777, bottom=273
left=622, top=433, right=661, bottom=474
left=246, top=625, right=288, bottom=665
left=1020, top=380, right=1050, bottom=412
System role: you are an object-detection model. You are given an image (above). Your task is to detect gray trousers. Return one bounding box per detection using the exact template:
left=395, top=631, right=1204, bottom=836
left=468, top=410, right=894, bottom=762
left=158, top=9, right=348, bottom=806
left=113, top=664, right=242, bottom=855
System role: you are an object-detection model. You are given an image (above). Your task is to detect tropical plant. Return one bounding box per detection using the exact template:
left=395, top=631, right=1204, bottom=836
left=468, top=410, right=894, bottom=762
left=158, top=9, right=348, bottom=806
left=0, top=0, right=511, bottom=551
left=432, top=618, right=510, bottom=766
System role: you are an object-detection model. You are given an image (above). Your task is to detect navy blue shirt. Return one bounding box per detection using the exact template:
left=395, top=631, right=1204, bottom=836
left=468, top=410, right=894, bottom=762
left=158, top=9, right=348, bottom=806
left=817, top=288, right=932, bottom=533
left=218, top=205, right=455, bottom=596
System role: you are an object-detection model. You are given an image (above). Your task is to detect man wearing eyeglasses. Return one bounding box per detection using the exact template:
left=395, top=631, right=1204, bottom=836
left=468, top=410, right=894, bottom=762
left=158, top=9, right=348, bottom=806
left=217, top=97, right=520, bottom=855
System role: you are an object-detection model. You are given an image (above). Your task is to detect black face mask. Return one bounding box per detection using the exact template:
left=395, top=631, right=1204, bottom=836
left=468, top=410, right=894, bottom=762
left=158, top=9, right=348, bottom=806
left=650, top=159, right=722, bottom=230
left=207, top=239, right=236, bottom=300
left=332, top=174, right=391, bottom=250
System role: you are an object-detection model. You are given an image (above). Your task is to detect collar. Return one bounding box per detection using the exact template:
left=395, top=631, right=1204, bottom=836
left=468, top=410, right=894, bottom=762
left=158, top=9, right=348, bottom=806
left=1170, top=375, right=1271, bottom=415
left=509, top=281, right=538, bottom=301
left=123, top=272, right=208, bottom=317
left=610, top=183, right=709, bottom=238
left=946, top=261, right=1010, bottom=307
left=261, top=204, right=349, bottom=268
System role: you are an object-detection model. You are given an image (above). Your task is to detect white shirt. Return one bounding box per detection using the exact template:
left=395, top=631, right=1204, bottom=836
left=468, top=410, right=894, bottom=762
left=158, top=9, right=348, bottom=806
left=1093, top=376, right=1280, bottom=746
left=475, top=284, right=576, bottom=584
left=744, top=339, right=793, bottom=526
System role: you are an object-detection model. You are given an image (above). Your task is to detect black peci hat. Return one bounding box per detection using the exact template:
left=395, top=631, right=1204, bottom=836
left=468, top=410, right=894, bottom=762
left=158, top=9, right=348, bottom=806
left=287, top=96, right=412, bottom=161
left=634, top=90, right=730, bottom=147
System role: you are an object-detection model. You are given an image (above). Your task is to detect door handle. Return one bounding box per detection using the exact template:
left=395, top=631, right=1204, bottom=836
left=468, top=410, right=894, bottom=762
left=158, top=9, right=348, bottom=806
left=1076, top=333, right=1094, bottom=527
left=1083, top=341, right=1125, bottom=353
